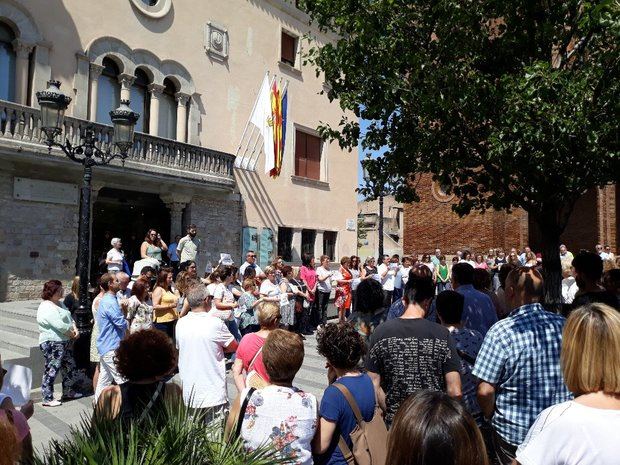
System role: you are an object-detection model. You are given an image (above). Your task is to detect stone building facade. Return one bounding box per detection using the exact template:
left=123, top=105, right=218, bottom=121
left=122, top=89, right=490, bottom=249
left=404, top=174, right=618, bottom=255
left=358, top=196, right=404, bottom=259
left=0, top=0, right=357, bottom=300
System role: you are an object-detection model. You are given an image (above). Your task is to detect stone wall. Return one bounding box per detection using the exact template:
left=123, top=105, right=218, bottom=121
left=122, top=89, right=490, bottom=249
left=0, top=171, right=77, bottom=300
left=185, top=195, right=242, bottom=272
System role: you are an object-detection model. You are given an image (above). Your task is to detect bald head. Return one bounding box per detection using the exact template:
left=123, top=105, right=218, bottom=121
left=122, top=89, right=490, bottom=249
left=505, top=267, right=544, bottom=309
left=116, top=272, right=130, bottom=290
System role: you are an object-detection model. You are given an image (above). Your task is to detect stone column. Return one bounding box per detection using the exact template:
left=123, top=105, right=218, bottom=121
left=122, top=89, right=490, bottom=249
left=88, top=63, right=104, bottom=121
left=314, top=230, right=324, bottom=260
left=161, top=194, right=192, bottom=241
left=292, top=228, right=302, bottom=262
left=175, top=92, right=190, bottom=143
left=12, top=40, right=35, bottom=105
left=118, top=73, right=135, bottom=102
left=148, top=83, right=165, bottom=136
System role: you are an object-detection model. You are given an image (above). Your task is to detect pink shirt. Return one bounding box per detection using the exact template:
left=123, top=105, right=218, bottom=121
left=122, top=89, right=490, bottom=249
left=475, top=262, right=489, bottom=270
left=236, top=333, right=269, bottom=383
left=300, top=266, right=317, bottom=301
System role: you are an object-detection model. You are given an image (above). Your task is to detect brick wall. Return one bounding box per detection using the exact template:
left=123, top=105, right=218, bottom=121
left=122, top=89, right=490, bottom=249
left=403, top=174, right=525, bottom=255
left=404, top=174, right=618, bottom=256
left=0, top=171, right=77, bottom=300
left=186, top=195, right=242, bottom=272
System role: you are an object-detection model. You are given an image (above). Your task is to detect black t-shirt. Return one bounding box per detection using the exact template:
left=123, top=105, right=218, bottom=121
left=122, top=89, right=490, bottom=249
left=366, top=318, right=460, bottom=424
left=572, top=291, right=619, bottom=311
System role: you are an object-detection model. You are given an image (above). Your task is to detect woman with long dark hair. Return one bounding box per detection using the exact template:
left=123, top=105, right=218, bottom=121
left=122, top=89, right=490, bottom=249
left=140, top=229, right=168, bottom=263
left=387, top=390, right=489, bottom=465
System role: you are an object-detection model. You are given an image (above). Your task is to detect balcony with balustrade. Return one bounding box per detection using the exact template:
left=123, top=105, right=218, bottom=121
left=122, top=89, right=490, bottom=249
left=0, top=99, right=235, bottom=188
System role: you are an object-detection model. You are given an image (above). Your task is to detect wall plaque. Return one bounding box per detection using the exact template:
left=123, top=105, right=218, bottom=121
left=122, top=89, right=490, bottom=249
left=13, top=177, right=78, bottom=205
left=346, top=218, right=356, bottom=231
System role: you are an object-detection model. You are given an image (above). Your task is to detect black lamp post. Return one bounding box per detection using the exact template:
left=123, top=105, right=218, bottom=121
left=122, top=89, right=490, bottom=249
left=361, top=154, right=385, bottom=259
left=36, top=80, right=139, bottom=368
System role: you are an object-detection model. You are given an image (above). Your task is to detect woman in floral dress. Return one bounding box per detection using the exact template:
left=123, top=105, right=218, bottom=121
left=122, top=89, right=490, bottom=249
left=126, top=280, right=153, bottom=333
left=226, top=329, right=317, bottom=465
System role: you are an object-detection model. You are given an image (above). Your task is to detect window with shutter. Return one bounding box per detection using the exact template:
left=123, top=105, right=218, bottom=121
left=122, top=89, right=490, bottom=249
left=281, top=32, right=297, bottom=66
left=294, top=129, right=322, bottom=180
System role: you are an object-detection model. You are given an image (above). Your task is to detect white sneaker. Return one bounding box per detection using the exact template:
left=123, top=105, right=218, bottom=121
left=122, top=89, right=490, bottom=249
left=42, top=399, right=62, bottom=407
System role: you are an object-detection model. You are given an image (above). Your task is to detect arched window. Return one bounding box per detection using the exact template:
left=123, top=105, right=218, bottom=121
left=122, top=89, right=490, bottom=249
left=158, top=77, right=177, bottom=139
left=96, top=57, right=120, bottom=124
left=0, top=22, right=16, bottom=102
left=131, top=68, right=150, bottom=133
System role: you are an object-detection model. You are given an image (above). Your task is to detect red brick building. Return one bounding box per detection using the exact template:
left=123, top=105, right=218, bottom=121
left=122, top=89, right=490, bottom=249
left=403, top=174, right=618, bottom=255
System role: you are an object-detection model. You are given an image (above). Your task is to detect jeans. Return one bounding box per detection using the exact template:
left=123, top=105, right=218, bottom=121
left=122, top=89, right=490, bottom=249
left=317, top=291, right=330, bottom=326
left=226, top=319, right=242, bottom=341
left=153, top=320, right=176, bottom=339
left=392, top=287, right=403, bottom=303
left=95, top=350, right=126, bottom=402
left=40, top=340, right=80, bottom=402
left=437, top=281, right=451, bottom=293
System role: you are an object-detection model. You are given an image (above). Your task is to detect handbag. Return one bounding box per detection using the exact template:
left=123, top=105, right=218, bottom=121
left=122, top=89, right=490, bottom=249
left=245, top=346, right=268, bottom=389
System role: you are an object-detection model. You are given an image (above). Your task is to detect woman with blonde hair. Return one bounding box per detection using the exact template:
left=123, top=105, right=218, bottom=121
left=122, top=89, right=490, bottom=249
left=515, top=303, right=620, bottom=465
left=232, top=301, right=280, bottom=392
left=63, top=276, right=80, bottom=316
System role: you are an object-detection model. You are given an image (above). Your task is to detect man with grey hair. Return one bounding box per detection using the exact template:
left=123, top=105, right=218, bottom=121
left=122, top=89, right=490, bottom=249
left=175, top=284, right=238, bottom=423
left=116, top=272, right=131, bottom=299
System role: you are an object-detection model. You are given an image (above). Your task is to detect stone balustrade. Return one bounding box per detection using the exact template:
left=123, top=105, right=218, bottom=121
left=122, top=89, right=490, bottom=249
left=0, top=99, right=235, bottom=186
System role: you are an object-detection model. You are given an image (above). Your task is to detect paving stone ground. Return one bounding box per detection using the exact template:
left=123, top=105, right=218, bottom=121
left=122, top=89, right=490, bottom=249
left=28, top=332, right=329, bottom=454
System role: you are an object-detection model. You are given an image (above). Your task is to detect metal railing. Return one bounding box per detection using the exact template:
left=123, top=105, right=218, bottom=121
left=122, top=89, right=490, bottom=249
left=0, top=99, right=235, bottom=182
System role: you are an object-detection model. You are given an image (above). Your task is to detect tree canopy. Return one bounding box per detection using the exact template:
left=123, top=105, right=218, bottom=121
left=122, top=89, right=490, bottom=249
left=301, top=0, right=619, bottom=302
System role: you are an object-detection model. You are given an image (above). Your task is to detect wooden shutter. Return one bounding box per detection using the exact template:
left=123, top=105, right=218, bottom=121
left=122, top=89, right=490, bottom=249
left=281, top=32, right=296, bottom=66
left=306, top=133, right=321, bottom=180
left=295, top=130, right=307, bottom=177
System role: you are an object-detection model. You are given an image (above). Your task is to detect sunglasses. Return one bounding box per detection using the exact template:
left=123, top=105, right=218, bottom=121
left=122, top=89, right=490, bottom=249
left=248, top=255, right=256, bottom=258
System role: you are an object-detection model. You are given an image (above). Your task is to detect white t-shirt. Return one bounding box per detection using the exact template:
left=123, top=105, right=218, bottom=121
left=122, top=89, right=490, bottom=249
left=561, top=277, right=578, bottom=304
left=239, top=261, right=264, bottom=278
left=516, top=400, right=620, bottom=465
left=177, top=235, right=200, bottom=263
left=259, top=279, right=281, bottom=298
left=175, top=311, right=235, bottom=409
left=316, top=266, right=333, bottom=293
left=377, top=263, right=395, bottom=291
left=106, top=248, right=124, bottom=272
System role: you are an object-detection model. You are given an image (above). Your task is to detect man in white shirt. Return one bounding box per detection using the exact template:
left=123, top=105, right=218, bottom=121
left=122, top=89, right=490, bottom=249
left=604, top=245, right=615, bottom=261
left=177, top=224, right=201, bottom=264
left=238, top=250, right=265, bottom=279
left=431, top=249, right=441, bottom=267
left=175, top=283, right=238, bottom=424
left=377, top=254, right=395, bottom=311
left=315, top=255, right=333, bottom=327
left=391, top=254, right=403, bottom=303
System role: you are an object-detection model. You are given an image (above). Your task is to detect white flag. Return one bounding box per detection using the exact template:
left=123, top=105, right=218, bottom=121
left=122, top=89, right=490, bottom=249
left=249, top=74, right=275, bottom=175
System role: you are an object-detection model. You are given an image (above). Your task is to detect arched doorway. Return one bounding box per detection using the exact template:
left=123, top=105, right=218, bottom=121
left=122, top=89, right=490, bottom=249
left=91, top=188, right=170, bottom=282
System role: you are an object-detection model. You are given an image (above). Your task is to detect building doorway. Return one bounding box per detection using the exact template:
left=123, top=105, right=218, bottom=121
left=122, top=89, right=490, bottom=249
left=91, top=188, right=170, bottom=281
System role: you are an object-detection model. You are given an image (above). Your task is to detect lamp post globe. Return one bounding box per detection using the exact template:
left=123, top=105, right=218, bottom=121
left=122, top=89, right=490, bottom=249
left=110, top=99, right=139, bottom=156
left=36, top=80, right=71, bottom=142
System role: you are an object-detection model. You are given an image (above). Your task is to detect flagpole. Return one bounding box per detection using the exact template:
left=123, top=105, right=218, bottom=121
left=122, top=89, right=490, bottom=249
left=234, top=71, right=269, bottom=168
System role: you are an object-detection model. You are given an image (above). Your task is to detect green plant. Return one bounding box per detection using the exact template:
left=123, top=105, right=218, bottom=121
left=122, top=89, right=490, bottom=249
left=34, top=401, right=290, bottom=465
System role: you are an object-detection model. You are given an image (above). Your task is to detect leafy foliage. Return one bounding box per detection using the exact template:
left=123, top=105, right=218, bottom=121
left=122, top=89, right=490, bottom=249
left=34, top=400, right=289, bottom=465
left=301, top=0, right=619, bottom=302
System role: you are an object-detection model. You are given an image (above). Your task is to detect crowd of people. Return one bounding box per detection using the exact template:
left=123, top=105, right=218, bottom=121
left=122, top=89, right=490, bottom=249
left=1, top=232, right=620, bottom=465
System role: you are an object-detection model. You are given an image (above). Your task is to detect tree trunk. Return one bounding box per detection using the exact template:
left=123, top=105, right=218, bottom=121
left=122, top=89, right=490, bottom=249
left=538, top=221, right=563, bottom=312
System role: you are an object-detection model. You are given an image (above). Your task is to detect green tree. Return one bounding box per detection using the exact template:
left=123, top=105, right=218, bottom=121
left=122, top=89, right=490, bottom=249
left=301, top=0, right=619, bottom=305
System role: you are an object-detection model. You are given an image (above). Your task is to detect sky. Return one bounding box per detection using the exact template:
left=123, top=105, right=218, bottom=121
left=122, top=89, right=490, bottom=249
left=357, top=118, right=386, bottom=200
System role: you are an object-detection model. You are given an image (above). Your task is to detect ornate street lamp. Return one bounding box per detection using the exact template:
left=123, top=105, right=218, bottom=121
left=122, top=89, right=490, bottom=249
left=362, top=154, right=385, bottom=259
left=36, top=80, right=139, bottom=368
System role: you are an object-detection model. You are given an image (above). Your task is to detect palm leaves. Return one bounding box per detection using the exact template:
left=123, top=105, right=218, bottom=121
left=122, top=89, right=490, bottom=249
left=34, top=399, right=290, bottom=465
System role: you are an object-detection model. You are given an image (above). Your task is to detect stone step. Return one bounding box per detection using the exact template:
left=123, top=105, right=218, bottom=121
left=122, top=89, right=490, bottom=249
left=0, top=315, right=40, bottom=339
left=0, top=347, right=27, bottom=364
left=0, top=328, right=38, bottom=356
left=0, top=301, right=39, bottom=324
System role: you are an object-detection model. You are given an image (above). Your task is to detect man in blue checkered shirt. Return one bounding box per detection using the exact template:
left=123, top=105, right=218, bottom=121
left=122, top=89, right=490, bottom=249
left=472, top=267, right=572, bottom=465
